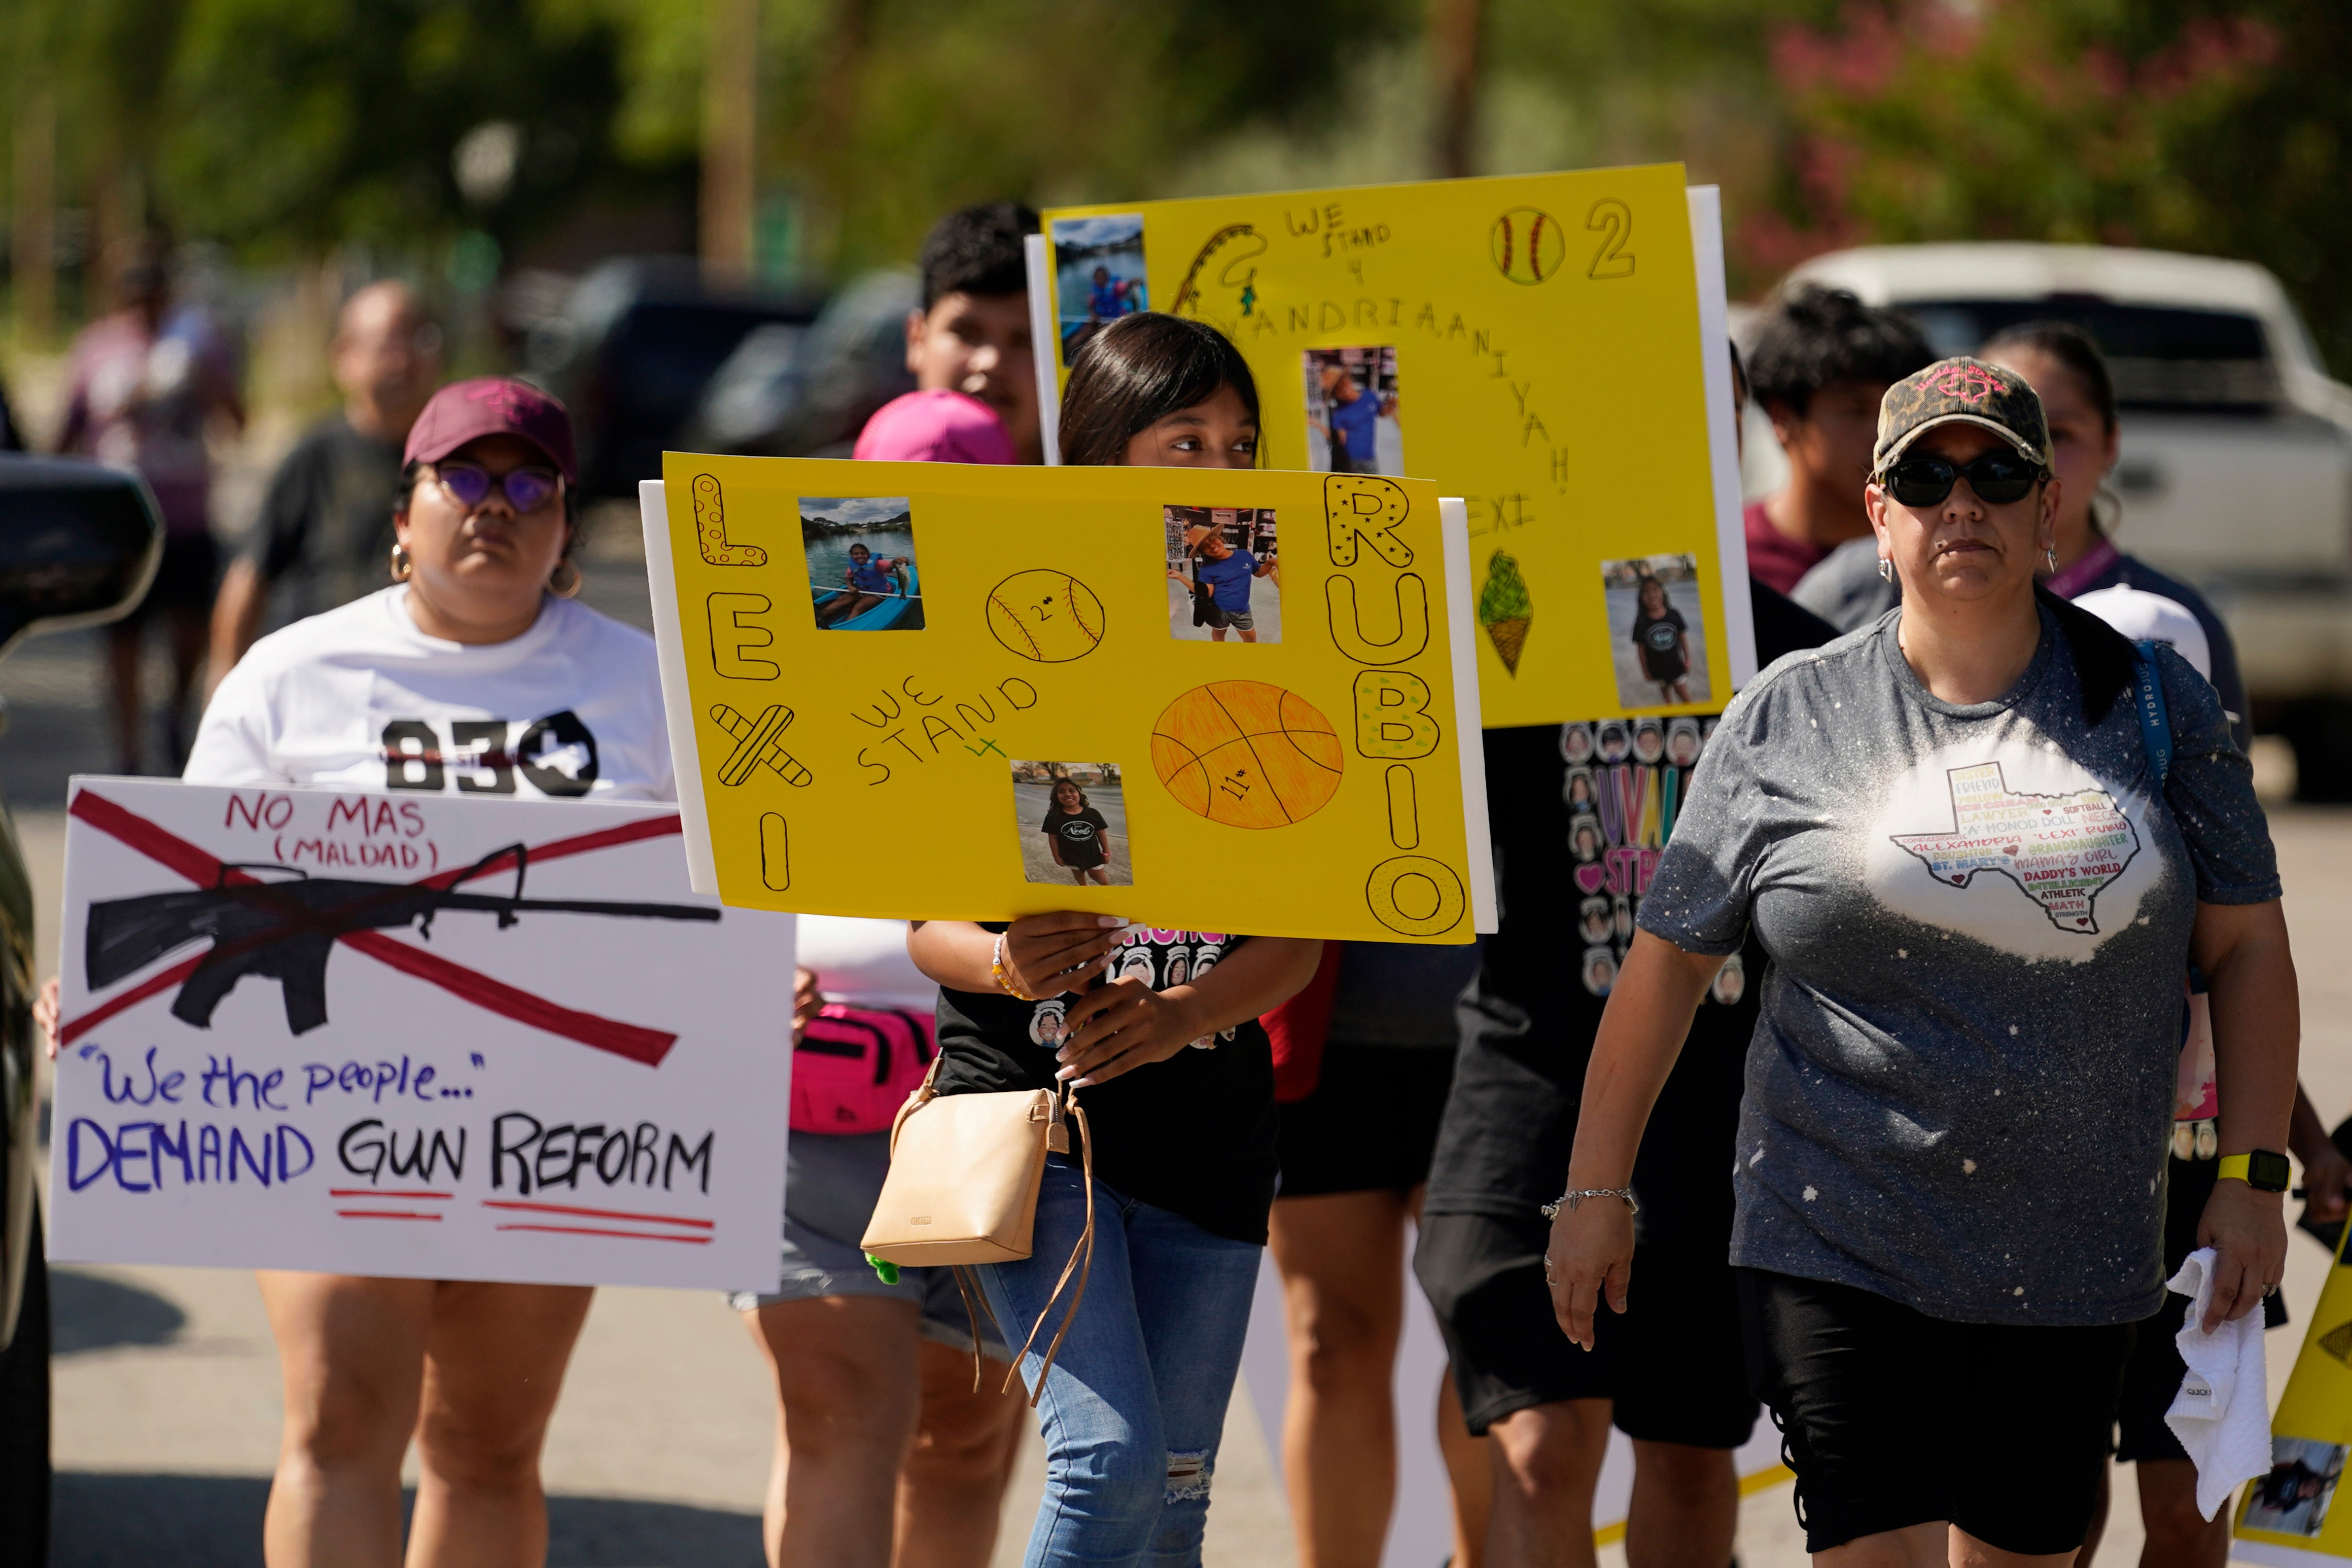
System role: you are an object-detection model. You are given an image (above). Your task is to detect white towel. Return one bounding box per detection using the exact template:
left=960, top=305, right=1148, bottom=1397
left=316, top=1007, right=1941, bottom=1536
left=2165, top=1246, right=2272, bottom=1519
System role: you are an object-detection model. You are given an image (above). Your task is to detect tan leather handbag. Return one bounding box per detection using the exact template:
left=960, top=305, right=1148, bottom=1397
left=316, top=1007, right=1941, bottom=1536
left=860, top=1056, right=1096, bottom=1403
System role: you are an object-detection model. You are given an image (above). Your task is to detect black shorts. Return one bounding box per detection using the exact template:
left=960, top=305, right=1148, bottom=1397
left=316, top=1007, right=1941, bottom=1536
left=126, top=531, right=219, bottom=619
left=1752, top=1269, right=2133, bottom=1555
left=2113, top=1153, right=2289, bottom=1463
left=1276, top=1043, right=1453, bottom=1199
left=1414, top=1210, right=1759, bottom=1448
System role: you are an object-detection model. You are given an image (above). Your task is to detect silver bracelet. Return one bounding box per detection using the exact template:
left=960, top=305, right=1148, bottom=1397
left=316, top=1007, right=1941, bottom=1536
left=1541, top=1188, right=1638, bottom=1220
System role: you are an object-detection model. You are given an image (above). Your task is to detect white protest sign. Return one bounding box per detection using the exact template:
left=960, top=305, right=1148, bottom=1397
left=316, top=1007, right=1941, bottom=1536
left=47, top=777, right=791, bottom=1292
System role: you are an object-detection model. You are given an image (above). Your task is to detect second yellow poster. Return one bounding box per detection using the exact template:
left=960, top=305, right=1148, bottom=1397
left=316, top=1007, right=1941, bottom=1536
left=1041, top=165, right=1741, bottom=729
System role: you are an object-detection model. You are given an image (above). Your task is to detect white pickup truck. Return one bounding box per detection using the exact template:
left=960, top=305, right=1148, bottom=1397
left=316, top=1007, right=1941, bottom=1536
left=1759, top=243, right=2352, bottom=796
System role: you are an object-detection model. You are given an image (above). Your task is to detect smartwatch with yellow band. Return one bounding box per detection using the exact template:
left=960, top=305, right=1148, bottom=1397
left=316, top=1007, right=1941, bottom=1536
left=2219, top=1150, right=2292, bottom=1193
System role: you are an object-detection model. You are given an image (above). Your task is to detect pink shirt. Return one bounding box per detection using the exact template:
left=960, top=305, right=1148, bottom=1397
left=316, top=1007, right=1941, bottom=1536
left=853, top=389, right=1015, bottom=466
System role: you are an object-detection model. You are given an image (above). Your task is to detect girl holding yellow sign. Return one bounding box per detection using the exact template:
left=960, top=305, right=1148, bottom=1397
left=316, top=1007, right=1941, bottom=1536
left=910, top=313, right=1320, bottom=1566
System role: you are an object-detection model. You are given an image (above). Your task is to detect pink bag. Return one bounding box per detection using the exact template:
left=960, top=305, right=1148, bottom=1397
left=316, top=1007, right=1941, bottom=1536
left=791, top=1005, right=938, bottom=1135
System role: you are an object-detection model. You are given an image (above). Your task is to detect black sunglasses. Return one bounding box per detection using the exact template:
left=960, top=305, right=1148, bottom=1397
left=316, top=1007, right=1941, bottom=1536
left=1881, top=450, right=2044, bottom=508
left=432, top=460, right=562, bottom=515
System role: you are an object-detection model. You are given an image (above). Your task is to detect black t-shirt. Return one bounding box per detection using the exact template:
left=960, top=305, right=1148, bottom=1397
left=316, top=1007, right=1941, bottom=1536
left=1424, top=581, right=1836, bottom=1248
left=1633, top=604, right=1690, bottom=683
left=244, top=413, right=406, bottom=620
left=933, top=926, right=1277, bottom=1244
left=1042, top=805, right=1110, bottom=869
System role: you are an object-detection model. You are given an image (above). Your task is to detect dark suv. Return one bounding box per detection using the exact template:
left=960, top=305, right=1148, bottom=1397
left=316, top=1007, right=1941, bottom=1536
left=0, top=455, right=163, bottom=1556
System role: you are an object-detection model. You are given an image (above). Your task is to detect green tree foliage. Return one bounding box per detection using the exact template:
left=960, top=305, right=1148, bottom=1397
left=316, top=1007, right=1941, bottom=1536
left=6, top=0, right=679, bottom=262
left=163, top=0, right=670, bottom=256
left=567, top=0, right=1419, bottom=277
left=9, top=0, right=2344, bottom=377
left=9, top=0, right=1414, bottom=277
left=1756, top=0, right=2351, bottom=369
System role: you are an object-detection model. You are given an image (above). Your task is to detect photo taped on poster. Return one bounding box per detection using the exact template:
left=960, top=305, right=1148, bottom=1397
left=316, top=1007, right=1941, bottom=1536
left=1052, top=213, right=1148, bottom=368
left=1303, top=346, right=1401, bottom=477
left=1166, top=505, right=1280, bottom=645
left=803, top=495, right=923, bottom=631
left=1014, top=761, right=1134, bottom=887
left=2243, top=1436, right=2348, bottom=1537
left=1601, top=553, right=1711, bottom=710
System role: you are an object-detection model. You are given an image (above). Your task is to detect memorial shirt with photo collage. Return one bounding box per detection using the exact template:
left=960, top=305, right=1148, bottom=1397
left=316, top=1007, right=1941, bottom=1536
left=1559, top=714, right=1738, bottom=1004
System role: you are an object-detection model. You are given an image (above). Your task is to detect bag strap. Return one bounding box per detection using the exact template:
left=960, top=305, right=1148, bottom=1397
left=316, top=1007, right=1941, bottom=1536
left=888, top=1052, right=947, bottom=1155
left=947, top=1264, right=1009, bottom=1393
left=2132, top=640, right=2173, bottom=792
left=1002, top=1087, right=1098, bottom=1408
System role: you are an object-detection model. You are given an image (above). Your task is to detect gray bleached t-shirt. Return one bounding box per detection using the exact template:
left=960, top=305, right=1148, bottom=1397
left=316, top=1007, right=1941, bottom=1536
left=1638, top=605, right=2279, bottom=1327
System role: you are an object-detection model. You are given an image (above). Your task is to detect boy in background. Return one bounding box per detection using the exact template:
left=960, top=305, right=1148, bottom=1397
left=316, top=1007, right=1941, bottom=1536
left=1740, top=284, right=1934, bottom=593
left=859, top=201, right=1042, bottom=465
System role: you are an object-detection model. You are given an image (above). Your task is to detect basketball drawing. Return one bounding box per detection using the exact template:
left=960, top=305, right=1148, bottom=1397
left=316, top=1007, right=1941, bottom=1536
left=1151, top=681, right=1344, bottom=830
left=986, top=569, right=1106, bottom=663
left=1489, top=207, right=1566, bottom=286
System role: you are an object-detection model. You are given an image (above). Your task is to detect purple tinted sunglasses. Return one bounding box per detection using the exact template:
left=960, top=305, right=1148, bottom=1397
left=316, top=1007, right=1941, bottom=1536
left=433, top=460, right=561, bottom=515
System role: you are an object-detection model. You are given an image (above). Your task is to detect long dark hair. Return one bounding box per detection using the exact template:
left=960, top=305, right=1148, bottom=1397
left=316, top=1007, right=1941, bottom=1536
left=1058, top=313, right=1259, bottom=468
left=1981, top=320, right=2118, bottom=434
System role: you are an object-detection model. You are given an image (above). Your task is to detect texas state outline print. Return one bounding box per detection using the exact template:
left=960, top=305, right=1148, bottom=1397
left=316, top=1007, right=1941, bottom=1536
left=1888, top=761, right=2140, bottom=934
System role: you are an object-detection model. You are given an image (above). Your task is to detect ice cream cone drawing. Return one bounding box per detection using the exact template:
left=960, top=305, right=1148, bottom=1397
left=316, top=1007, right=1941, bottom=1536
left=1480, top=551, right=1532, bottom=674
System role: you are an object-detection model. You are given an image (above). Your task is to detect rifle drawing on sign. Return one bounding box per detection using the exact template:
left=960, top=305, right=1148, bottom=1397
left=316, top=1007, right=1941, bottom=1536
left=65, top=789, right=721, bottom=1068
left=87, top=844, right=720, bottom=1036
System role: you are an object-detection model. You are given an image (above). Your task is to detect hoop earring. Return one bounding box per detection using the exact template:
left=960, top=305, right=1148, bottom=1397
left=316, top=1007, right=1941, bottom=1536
left=548, top=558, right=583, bottom=599
left=1876, top=556, right=1893, bottom=583
left=389, top=542, right=412, bottom=583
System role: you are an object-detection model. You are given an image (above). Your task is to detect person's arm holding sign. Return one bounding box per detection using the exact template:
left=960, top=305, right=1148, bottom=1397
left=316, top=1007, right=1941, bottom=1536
left=909, top=917, right=1318, bottom=1088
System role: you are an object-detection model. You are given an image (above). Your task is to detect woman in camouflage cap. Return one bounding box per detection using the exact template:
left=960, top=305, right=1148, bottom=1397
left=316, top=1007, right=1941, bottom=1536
left=1545, top=358, right=2299, bottom=1562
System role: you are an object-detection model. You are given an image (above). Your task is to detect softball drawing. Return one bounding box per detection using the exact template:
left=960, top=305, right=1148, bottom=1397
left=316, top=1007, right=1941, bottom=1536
left=1489, top=207, right=1566, bottom=286
left=986, top=569, right=1107, bottom=662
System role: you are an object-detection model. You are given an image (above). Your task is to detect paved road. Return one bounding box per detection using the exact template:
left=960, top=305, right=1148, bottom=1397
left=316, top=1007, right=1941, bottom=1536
left=18, top=512, right=2345, bottom=1565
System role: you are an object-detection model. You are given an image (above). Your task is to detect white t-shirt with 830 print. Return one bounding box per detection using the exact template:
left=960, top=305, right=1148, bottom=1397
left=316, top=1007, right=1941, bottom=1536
left=187, top=586, right=675, bottom=800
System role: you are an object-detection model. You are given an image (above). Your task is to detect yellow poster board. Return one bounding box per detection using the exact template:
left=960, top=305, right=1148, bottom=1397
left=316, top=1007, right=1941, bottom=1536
left=2236, top=1231, right=2352, bottom=1559
left=641, top=458, right=1495, bottom=942
left=1038, top=167, right=1749, bottom=730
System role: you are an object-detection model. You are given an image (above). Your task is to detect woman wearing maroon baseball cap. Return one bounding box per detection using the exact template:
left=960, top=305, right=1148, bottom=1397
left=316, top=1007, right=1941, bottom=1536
left=186, top=376, right=679, bottom=1566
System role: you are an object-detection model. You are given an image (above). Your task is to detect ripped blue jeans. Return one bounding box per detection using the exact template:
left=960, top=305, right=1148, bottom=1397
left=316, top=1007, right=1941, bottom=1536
left=977, top=1154, right=1261, bottom=1567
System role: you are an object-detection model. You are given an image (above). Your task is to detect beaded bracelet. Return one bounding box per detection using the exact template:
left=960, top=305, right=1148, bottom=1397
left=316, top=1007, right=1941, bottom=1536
left=990, top=933, right=1037, bottom=1002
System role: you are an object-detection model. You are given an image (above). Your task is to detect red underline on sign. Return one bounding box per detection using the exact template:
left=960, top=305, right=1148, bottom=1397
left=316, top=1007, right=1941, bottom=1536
left=330, top=1189, right=452, bottom=1199
left=336, top=1210, right=444, bottom=1221
left=480, top=1199, right=713, bottom=1229
left=495, top=1223, right=712, bottom=1244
